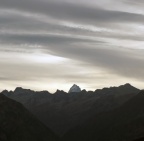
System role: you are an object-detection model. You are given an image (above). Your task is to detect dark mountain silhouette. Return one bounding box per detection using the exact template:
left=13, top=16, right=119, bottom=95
left=0, top=93, right=58, bottom=141
left=133, top=137, right=144, bottom=141
left=2, top=83, right=139, bottom=136
left=62, top=90, right=144, bottom=141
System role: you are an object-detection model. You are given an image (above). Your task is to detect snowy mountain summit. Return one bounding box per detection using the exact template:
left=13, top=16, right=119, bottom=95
left=68, top=84, right=81, bottom=93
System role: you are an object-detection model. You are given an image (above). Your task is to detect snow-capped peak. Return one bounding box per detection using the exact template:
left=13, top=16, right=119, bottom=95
left=68, top=84, right=81, bottom=93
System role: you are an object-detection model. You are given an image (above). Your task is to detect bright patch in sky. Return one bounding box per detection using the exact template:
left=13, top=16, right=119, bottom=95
left=22, top=53, right=67, bottom=64
left=1, top=0, right=144, bottom=92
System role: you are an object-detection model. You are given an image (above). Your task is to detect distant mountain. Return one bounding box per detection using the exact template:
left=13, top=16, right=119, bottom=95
left=2, top=83, right=140, bottom=136
left=0, top=93, right=58, bottom=141
left=68, top=84, right=81, bottom=93
left=62, top=90, right=144, bottom=141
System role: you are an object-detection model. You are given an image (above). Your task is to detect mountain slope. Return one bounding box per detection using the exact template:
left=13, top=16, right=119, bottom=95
left=2, top=84, right=140, bottom=136
left=62, top=90, right=144, bottom=141
left=0, top=93, right=58, bottom=141
left=133, top=137, right=144, bottom=141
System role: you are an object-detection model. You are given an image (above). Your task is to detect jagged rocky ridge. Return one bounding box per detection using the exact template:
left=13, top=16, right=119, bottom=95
left=2, top=83, right=140, bottom=136
left=68, top=84, right=81, bottom=93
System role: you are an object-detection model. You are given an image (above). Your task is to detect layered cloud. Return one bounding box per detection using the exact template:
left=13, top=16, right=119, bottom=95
left=0, top=0, right=144, bottom=92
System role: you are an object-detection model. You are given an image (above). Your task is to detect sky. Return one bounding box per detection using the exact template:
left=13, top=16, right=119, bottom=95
left=0, top=0, right=144, bottom=92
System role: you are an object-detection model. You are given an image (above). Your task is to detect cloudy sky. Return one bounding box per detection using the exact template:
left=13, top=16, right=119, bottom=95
left=0, top=0, right=144, bottom=92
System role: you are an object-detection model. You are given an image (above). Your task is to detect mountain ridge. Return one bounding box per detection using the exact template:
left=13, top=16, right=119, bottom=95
left=1, top=83, right=140, bottom=136
left=1, top=83, right=138, bottom=94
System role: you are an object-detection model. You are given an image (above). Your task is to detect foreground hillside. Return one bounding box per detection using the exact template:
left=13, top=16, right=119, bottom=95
left=0, top=94, right=58, bottom=141
left=2, top=84, right=139, bottom=135
left=134, top=137, right=144, bottom=141
left=62, top=90, right=144, bottom=141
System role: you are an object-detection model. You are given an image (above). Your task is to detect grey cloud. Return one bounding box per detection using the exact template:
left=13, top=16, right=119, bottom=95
left=44, top=44, right=144, bottom=81
left=0, top=76, right=31, bottom=81
left=0, top=59, right=101, bottom=84
left=124, top=0, right=144, bottom=5
left=1, top=31, right=144, bottom=82
left=0, top=33, right=104, bottom=47
left=0, top=0, right=143, bottom=44
left=0, top=0, right=144, bottom=24
left=3, top=30, right=144, bottom=80
left=0, top=0, right=144, bottom=91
